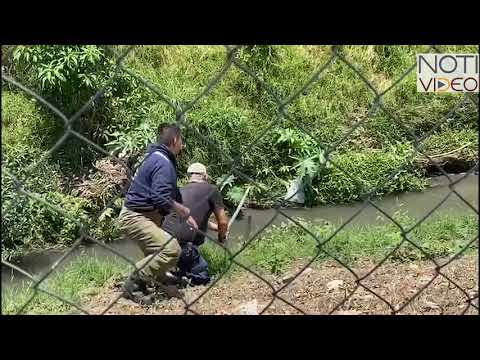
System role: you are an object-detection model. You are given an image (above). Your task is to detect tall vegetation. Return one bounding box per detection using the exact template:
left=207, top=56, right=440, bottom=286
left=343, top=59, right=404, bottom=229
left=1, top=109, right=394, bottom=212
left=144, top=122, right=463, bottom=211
left=1, top=45, right=478, bottom=259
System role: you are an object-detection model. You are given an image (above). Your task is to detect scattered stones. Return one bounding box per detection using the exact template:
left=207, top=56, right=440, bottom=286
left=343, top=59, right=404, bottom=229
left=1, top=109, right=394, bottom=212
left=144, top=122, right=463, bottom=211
left=84, top=256, right=478, bottom=315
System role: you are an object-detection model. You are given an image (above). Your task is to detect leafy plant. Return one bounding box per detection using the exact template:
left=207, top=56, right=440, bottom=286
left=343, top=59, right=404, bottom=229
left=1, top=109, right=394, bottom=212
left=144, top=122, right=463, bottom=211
left=275, top=128, right=331, bottom=206
left=105, top=120, right=156, bottom=158
left=1, top=189, right=93, bottom=261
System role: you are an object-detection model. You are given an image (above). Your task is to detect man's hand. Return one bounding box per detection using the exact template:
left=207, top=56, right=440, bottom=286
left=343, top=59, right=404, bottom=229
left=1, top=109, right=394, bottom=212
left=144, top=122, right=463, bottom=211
left=172, top=201, right=197, bottom=229
left=172, top=201, right=190, bottom=219
left=213, top=207, right=229, bottom=244
left=208, top=221, right=218, bottom=232
left=186, top=216, right=198, bottom=230
left=218, top=233, right=227, bottom=244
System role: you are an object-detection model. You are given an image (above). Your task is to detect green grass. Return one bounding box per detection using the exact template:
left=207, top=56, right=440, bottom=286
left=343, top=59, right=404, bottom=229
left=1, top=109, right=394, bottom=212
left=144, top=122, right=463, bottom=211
left=199, top=242, right=232, bottom=277
left=202, top=211, right=478, bottom=276
left=1, top=255, right=128, bottom=315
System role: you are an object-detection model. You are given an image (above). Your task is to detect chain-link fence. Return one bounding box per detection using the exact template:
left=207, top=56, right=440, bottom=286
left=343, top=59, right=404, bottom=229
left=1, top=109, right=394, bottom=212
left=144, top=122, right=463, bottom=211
left=1, top=45, right=479, bottom=315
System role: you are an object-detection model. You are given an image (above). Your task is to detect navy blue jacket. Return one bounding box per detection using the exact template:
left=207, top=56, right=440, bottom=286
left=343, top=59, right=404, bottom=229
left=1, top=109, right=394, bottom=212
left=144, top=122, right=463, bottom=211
left=124, top=143, right=182, bottom=215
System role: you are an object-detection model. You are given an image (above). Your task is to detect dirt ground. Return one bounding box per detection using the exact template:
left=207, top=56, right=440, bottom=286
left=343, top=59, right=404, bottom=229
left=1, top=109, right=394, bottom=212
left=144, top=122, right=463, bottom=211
left=85, top=255, right=479, bottom=315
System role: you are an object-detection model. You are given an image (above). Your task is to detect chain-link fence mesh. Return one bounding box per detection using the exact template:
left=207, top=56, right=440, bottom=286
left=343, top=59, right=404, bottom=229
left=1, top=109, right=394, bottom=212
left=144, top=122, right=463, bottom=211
left=1, top=45, right=479, bottom=315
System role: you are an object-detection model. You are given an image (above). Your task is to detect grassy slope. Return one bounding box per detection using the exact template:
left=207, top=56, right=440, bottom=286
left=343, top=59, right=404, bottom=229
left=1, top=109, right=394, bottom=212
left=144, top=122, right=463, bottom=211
left=123, top=45, right=479, bottom=201
left=2, top=45, right=478, bottom=259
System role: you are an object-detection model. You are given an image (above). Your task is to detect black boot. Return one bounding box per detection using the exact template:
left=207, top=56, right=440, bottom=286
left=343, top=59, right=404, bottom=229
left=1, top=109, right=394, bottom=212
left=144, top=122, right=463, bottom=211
left=123, top=273, right=153, bottom=305
left=163, top=271, right=181, bottom=285
left=124, top=272, right=147, bottom=293
left=165, top=271, right=191, bottom=288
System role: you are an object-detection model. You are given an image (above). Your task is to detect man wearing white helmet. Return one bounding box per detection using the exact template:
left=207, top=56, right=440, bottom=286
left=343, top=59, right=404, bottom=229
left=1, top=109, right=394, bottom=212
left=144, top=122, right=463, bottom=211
left=161, top=162, right=229, bottom=285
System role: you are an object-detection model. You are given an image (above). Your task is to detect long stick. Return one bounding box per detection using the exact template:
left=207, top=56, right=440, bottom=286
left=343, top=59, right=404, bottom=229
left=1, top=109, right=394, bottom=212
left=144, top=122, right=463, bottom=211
left=416, top=142, right=473, bottom=163
left=228, top=187, right=251, bottom=228
left=226, top=187, right=251, bottom=246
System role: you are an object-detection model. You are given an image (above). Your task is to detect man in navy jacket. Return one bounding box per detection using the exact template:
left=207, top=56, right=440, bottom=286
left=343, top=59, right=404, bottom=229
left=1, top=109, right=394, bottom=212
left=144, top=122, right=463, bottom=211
left=118, top=123, right=197, bottom=304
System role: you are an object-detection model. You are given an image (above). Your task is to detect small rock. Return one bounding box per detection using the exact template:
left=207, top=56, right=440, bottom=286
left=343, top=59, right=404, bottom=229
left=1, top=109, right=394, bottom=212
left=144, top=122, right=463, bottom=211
left=282, top=274, right=295, bottom=284
left=468, top=290, right=478, bottom=298
left=327, top=279, right=344, bottom=291
left=301, top=267, right=313, bottom=276
left=424, top=301, right=441, bottom=311
left=234, top=300, right=258, bottom=315
left=336, top=310, right=362, bottom=315
left=361, top=294, right=374, bottom=300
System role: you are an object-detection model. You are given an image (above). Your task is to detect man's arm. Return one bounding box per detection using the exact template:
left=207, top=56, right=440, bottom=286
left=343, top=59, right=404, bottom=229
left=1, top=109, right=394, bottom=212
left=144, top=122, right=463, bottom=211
left=213, top=207, right=229, bottom=243
left=151, top=160, right=198, bottom=229
left=150, top=163, right=175, bottom=214
left=209, top=186, right=228, bottom=243
left=172, top=200, right=198, bottom=230
left=208, top=221, right=218, bottom=231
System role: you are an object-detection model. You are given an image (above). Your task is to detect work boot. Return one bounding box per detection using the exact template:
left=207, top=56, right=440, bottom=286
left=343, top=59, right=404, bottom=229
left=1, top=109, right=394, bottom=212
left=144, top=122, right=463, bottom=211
left=124, top=272, right=148, bottom=293
left=176, top=275, right=191, bottom=288
left=129, top=291, right=154, bottom=305
left=123, top=273, right=152, bottom=304
left=165, top=271, right=192, bottom=288
left=163, top=271, right=181, bottom=286
left=150, top=276, right=185, bottom=300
